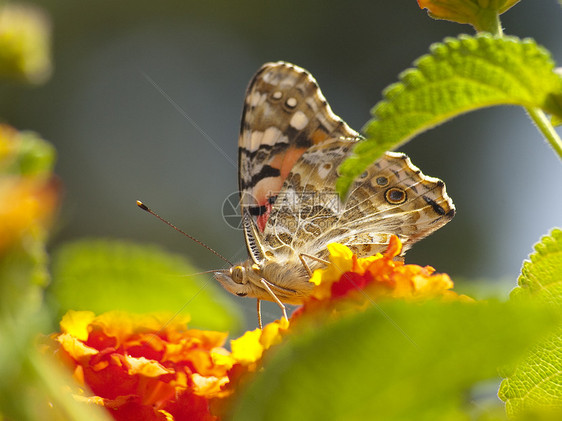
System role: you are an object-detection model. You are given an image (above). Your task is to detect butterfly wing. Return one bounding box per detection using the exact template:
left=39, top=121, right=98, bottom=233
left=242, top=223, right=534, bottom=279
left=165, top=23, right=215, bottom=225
left=262, top=139, right=455, bottom=265
left=223, top=61, right=454, bottom=306
left=238, top=61, right=358, bottom=239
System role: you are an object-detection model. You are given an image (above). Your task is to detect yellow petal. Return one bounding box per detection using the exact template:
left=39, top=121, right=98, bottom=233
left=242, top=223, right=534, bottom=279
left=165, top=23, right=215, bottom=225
left=230, top=328, right=264, bottom=364
left=191, top=373, right=229, bottom=395
left=60, top=310, right=96, bottom=341
left=211, top=348, right=237, bottom=369
left=123, top=355, right=174, bottom=377
left=310, top=243, right=354, bottom=287
left=260, top=318, right=288, bottom=350
left=57, top=333, right=98, bottom=360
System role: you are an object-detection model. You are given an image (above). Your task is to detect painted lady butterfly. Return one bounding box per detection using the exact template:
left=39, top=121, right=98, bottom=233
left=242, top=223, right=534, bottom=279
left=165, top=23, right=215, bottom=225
left=214, top=62, right=455, bottom=320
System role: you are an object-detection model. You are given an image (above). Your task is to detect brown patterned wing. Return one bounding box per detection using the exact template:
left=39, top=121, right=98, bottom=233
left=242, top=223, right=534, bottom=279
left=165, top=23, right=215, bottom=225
left=262, top=139, right=455, bottom=265
left=238, top=62, right=358, bottom=233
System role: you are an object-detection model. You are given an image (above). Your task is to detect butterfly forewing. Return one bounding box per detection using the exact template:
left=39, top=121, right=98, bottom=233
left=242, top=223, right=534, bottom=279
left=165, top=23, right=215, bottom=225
left=238, top=62, right=358, bottom=233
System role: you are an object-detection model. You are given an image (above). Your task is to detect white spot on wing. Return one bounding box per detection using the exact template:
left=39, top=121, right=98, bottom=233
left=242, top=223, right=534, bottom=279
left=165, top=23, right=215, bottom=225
left=249, top=130, right=263, bottom=152
left=306, top=97, right=319, bottom=112
left=262, top=71, right=279, bottom=85
left=261, top=126, right=289, bottom=147
left=286, top=97, right=297, bottom=108
left=317, top=163, right=332, bottom=179
left=250, top=91, right=264, bottom=107
left=290, top=111, right=309, bottom=130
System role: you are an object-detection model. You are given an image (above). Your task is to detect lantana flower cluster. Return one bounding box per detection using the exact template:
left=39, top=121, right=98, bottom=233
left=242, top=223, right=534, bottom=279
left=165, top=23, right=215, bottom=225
left=300, top=235, right=471, bottom=316
left=53, top=310, right=288, bottom=420
left=50, top=235, right=469, bottom=420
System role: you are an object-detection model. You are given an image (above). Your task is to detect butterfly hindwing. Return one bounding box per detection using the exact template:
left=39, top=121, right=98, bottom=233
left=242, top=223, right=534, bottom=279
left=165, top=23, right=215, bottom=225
left=262, top=140, right=455, bottom=264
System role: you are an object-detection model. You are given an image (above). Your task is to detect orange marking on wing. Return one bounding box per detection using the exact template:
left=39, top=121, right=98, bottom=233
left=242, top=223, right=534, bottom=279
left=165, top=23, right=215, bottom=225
left=279, top=147, right=307, bottom=179
left=252, top=146, right=307, bottom=231
left=310, top=128, right=330, bottom=144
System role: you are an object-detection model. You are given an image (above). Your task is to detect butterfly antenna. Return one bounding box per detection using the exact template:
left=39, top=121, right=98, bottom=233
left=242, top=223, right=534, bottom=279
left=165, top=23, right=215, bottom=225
left=136, top=200, right=233, bottom=266
left=184, top=269, right=225, bottom=277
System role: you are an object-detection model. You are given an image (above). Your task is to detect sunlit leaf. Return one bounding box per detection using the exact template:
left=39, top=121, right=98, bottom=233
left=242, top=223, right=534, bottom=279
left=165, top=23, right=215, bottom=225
left=232, top=300, right=554, bottom=421
left=499, top=229, right=562, bottom=418
left=511, top=229, right=562, bottom=311
left=337, top=35, right=562, bottom=197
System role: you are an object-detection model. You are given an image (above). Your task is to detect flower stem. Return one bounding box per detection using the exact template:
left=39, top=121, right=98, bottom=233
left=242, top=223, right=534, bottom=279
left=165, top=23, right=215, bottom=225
left=485, top=11, right=562, bottom=161
left=526, top=107, right=562, bottom=161
left=476, top=10, right=503, bottom=36
left=490, top=12, right=503, bottom=37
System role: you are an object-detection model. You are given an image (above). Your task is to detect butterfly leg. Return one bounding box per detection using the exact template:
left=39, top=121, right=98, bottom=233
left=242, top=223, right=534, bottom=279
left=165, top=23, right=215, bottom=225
left=256, top=299, right=263, bottom=329
left=298, top=253, right=330, bottom=277
left=259, top=278, right=288, bottom=321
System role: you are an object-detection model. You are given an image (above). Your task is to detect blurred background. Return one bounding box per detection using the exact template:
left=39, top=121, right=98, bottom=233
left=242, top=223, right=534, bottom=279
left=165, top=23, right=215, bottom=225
left=1, top=0, right=561, bottom=322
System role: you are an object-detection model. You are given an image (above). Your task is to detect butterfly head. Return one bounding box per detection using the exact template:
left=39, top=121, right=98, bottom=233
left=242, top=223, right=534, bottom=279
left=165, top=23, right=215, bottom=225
left=214, top=256, right=316, bottom=304
left=214, top=261, right=262, bottom=298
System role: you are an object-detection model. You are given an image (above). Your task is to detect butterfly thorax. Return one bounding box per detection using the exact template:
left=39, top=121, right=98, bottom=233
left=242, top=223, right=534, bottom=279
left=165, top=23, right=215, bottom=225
left=214, top=255, right=315, bottom=305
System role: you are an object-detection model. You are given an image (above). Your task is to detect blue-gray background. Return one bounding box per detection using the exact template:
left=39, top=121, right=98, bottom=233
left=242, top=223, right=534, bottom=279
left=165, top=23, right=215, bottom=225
left=3, top=1, right=561, bottom=317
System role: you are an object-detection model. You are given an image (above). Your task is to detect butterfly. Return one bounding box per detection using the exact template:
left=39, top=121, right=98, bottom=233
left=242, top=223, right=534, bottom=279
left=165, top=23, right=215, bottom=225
left=214, top=61, right=455, bottom=322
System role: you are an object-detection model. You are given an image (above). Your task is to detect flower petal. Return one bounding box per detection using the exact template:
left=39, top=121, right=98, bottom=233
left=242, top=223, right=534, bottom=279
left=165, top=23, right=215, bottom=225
left=60, top=310, right=96, bottom=341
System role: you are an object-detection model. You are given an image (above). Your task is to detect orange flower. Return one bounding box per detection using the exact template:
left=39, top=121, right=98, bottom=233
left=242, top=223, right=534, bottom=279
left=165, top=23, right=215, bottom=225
left=0, top=176, right=59, bottom=252
left=417, top=0, right=520, bottom=29
left=0, top=124, right=59, bottom=253
left=54, top=311, right=228, bottom=420
left=296, top=236, right=471, bottom=319
left=52, top=311, right=289, bottom=421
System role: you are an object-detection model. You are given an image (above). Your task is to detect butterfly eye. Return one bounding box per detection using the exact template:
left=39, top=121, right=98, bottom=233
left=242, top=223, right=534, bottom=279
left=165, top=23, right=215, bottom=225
left=230, top=265, right=246, bottom=284
left=359, top=170, right=369, bottom=179
left=385, top=187, right=407, bottom=205
left=376, top=176, right=389, bottom=187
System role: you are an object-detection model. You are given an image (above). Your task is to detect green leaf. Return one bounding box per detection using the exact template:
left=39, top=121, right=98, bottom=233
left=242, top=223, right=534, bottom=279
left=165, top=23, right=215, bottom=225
left=499, top=326, right=562, bottom=419
left=510, top=229, right=562, bottom=311
left=0, top=125, right=56, bottom=176
left=232, top=300, right=554, bottom=421
left=14, top=130, right=56, bottom=176
left=49, top=239, right=241, bottom=331
left=336, top=34, right=562, bottom=197
left=499, top=230, right=562, bottom=418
